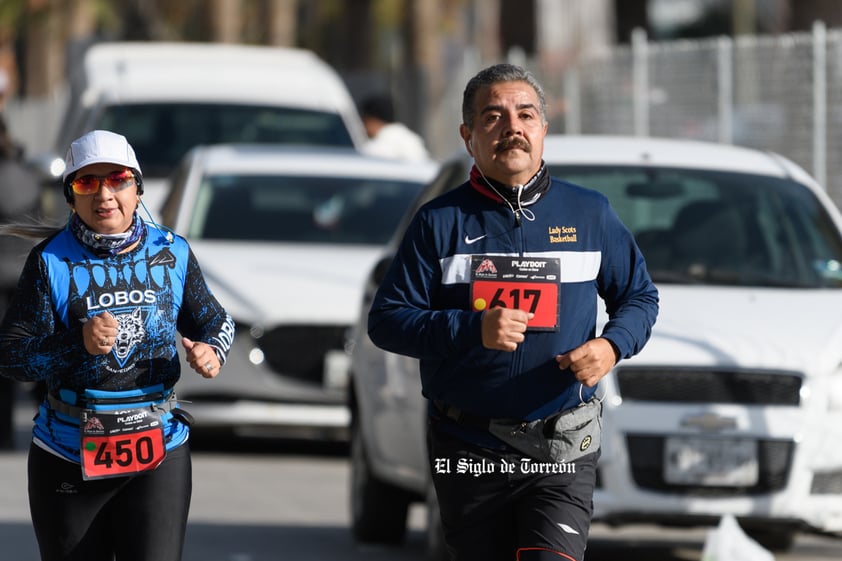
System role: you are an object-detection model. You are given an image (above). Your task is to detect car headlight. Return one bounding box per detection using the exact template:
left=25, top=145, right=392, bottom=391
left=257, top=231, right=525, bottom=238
left=248, top=347, right=265, bottom=365
left=245, top=323, right=265, bottom=365
left=49, top=156, right=66, bottom=178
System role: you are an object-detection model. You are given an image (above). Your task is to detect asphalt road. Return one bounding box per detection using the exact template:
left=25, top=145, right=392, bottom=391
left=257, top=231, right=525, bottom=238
left=3, top=397, right=842, bottom=561
left=1, top=398, right=428, bottom=561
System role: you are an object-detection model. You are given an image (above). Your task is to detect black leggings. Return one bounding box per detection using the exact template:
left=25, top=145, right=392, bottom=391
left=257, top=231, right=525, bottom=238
left=27, top=441, right=192, bottom=561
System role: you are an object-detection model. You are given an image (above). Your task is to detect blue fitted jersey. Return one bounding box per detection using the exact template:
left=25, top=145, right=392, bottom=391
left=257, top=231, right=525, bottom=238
left=368, top=175, right=659, bottom=423
left=0, top=222, right=235, bottom=462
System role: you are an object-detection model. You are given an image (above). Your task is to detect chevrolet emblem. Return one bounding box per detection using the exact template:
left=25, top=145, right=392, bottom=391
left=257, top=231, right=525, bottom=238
left=680, top=412, right=737, bottom=432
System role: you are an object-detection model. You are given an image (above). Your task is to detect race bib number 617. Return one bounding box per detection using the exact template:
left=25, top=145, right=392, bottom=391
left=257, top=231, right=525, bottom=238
left=470, top=255, right=560, bottom=331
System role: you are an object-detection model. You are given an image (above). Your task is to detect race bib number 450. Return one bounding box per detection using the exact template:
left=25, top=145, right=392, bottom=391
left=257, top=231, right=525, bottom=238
left=81, top=407, right=166, bottom=480
left=470, top=256, right=560, bottom=331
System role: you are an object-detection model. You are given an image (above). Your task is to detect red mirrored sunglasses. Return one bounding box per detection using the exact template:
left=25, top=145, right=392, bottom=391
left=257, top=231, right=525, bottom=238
left=69, top=169, right=137, bottom=196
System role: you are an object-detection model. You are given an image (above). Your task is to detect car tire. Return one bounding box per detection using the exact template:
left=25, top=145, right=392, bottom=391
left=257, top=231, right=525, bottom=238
left=350, top=421, right=412, bottom=544
left=425, top=484, right=450, bottom=561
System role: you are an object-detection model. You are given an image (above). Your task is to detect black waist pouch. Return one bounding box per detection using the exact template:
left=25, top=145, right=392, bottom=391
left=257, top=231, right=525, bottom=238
left=487, top=398, right=602, bottom=463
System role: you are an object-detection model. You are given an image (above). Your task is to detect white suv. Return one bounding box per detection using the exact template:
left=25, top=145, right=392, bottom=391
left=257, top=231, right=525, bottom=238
left=347, top=135, right=842, bottom=558
left=42, top=42, right=367, bottom=220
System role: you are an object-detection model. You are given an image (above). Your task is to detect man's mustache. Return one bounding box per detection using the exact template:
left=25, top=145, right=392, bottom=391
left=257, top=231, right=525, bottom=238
left=495, top=137, right=531, bottom=152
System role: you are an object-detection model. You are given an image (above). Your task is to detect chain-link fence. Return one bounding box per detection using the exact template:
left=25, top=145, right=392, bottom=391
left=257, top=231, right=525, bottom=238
left=534, top=22, right=842, bottom=209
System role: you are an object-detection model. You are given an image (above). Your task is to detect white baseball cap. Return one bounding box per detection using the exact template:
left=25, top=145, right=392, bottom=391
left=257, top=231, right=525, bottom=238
left=63, top=130, right=142, bottom=181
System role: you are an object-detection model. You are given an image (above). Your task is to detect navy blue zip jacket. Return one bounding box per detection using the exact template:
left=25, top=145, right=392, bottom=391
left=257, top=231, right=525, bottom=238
left=368, top=169, right=659, bottom=423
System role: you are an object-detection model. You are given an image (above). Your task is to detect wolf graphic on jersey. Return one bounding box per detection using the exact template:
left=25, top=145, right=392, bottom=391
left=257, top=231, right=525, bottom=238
left=67, top=246, right=178, bottom=372
left=113, top=307, right=146, bottom=364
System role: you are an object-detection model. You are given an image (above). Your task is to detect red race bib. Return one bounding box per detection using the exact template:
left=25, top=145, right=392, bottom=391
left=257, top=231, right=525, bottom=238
left=80, top=406, right=166, bottom=480
left=470, top=255, right=560, bottom=331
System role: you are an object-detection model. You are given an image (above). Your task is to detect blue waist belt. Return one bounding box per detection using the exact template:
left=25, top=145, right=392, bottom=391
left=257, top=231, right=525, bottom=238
left=46, top=385, right=191, bottom=426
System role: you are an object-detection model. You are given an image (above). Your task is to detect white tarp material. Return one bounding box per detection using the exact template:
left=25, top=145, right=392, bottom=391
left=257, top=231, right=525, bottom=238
left=701, top=514, right=775, bottom=561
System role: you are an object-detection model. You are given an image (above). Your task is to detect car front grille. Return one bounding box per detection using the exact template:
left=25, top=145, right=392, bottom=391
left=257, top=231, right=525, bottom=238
left=615, top=367, right=802, bottom=405
left=626, top=435, right=794, bottom=496
left=258, top=325, right=347, bottom=385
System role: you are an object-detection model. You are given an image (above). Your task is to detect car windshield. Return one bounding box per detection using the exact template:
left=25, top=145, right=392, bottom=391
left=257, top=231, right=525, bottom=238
left=97, top=103, right=354, bottom=177
left=189, top=174, right=424, bottom=245
left=548, top=165, right=842, bottom=288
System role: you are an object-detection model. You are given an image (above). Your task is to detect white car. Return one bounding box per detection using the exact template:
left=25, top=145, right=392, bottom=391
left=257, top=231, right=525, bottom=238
left=39, top=42, right=367, bottom=221
left=347, top=135, right=842, bottom=558
left=160, top=144, right=437, bottom=440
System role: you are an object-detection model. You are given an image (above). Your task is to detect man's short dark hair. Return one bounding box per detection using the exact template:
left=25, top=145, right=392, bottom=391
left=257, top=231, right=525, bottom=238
left=461, top=63, right=547, bottom=130
left=360, top=94, right=395, bottom=123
